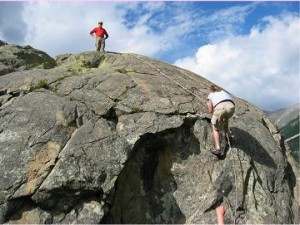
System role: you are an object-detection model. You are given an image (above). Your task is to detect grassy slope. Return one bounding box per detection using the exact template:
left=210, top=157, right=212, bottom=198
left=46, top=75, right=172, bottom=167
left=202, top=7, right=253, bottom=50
left=279, top=117, right=299, bottom=163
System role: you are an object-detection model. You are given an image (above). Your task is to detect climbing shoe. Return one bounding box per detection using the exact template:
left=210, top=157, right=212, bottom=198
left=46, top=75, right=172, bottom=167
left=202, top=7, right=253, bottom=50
left=211, top=149, right=221, bottom=155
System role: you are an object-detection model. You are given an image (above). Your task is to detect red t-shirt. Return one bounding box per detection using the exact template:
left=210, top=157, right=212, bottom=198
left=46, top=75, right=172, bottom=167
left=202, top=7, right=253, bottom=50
left=90, top=27, right=108, bottom=38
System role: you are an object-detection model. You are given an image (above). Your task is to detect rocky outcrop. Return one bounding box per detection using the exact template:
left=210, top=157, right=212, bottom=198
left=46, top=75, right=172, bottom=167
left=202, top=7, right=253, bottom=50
left=0, top=44, right=299, bottom=224
left=266, top=104, right=299, bottom=168
left=0, top=42, right=56, bottom=76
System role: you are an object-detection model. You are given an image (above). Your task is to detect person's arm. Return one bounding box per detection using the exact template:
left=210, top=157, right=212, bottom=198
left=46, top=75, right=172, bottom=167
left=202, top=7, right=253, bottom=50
left=90, top=28, right=95, bottom=37
left=104, top=30, right=109, bottom=39
left=207, top=99, right=214, bottom=113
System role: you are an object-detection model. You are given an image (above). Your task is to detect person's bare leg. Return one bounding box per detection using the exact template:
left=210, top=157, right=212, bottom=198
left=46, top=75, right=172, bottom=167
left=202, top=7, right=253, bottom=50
left=216, top=205, right=226, bottom=225
left=213, top=127, right=221, bottom=150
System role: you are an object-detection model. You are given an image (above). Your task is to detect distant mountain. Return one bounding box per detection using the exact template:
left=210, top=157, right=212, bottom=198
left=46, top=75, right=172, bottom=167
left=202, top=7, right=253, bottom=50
left=280, top=117, right=299, bottom=162
left=266, top=103, right=300, bottom=129
left=266, top=103, right=300, bottom=162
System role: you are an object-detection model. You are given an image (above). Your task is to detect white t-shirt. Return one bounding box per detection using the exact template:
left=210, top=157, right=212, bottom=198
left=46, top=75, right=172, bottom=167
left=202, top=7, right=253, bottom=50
left=207, top=90, right=233, bottom=107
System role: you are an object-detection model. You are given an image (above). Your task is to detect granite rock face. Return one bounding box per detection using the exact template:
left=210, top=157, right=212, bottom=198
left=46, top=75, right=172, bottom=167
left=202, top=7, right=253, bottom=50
left=0, top=43, right=299, bottom=224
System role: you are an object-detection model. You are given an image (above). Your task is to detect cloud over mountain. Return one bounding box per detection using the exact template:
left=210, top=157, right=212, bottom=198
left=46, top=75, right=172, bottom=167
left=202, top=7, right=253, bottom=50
left=174, top=14, right=300, bottom=110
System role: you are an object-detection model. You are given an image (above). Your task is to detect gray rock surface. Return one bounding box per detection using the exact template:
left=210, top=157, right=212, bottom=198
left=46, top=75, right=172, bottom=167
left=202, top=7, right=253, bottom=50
left=0, top=44, right=299, bottom=224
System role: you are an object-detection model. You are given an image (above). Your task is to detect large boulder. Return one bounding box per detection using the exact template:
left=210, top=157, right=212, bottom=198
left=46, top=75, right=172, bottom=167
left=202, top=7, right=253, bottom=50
left=0, top=48, right=299, bottom=224
left=0, top=41, right=56, bottom=76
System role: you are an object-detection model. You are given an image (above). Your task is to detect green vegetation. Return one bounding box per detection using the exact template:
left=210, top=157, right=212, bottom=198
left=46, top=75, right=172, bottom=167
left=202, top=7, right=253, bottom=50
left=30, top=79, right=49, bottom=91
left=279, top=116, right=300, bottom=163
left=79, top=59, right=91, bottom=68
left=56, top=76, right=67, bottom=81
left=130, top=105, right=143, bottom=113
left=37, top=79, right=49, bottom=89
left=280, top=117, right=299, bottom=138
left=36, top=61, right=57, bottom=69
left=116, top=68, right=128, bottom=74
left=287, top=137, right=299, bottom=162
left=16, top=51, right=56, bottom=69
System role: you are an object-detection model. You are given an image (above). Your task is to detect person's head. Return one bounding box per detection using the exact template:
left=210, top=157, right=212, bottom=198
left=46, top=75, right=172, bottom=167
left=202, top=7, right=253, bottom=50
left=98, top=21, right=103, bottom=27
left=210, top=84, right=221, bottom=92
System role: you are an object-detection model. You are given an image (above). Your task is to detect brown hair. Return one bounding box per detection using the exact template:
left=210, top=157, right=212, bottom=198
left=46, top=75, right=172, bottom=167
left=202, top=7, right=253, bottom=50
left=210, top=85, right=221, bottom=92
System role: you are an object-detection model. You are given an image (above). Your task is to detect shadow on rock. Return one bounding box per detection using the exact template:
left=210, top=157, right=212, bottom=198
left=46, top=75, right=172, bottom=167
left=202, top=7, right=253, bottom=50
left=231, top=127, right=277, bottom=169
left=102, top=121, right=200, bottom=224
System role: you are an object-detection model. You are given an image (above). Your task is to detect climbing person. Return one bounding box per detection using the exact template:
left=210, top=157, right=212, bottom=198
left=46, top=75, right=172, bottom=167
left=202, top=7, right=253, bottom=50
left=216, top=205, right=226, bottom=225
left=90, top=21, right=109, bottom=52
left=207, top=85, right=235, bottom=155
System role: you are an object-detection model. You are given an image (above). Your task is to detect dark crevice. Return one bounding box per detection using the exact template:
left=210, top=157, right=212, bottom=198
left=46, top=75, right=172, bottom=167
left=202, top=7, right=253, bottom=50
left=102, top=105, right=118, bottom=125
left=35, top=189, right=102, bottom=211
left=74, top=105, right=83, bottom=128
left=2, top=196, right=30, bottom=223
left=130, top=71, right=160, bottom=77
left=249, top=159, right=263, bottom=188
left=101, top=118, right=199, bottom=223
left=3, top=190, right=103, bottom=224
left=243, top=166, right=253, bottom=211
left=283, top=162, right=296, bottom=198
left=8, top=91, right=22, bottom=99
left=0, top=90, right=7, bottom=96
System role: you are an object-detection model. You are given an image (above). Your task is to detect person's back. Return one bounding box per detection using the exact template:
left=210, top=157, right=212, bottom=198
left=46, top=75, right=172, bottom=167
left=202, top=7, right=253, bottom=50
left=208, top=90, right=233, bottom=108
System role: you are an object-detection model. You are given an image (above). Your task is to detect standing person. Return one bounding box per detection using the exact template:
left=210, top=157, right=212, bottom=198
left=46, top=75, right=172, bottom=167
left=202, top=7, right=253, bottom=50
left=90, top=21, right=109, bottom=52
left=207, top=85, right=235, bottom=155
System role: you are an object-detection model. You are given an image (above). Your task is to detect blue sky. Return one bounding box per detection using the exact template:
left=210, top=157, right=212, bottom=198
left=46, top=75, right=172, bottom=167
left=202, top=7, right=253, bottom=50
left=0, top=1, right=299, bottom=111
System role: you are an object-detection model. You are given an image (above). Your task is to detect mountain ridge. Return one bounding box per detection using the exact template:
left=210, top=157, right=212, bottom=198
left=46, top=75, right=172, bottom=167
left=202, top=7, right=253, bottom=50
left=266, top=103, right=300, bottom=129
left=266, top=104, right=300, bottom=162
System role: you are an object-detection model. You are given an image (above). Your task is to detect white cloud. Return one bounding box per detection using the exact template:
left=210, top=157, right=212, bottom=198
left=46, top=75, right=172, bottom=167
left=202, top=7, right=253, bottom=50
left=16, top=2, right=299, bottom=110
left=22, top=2, right=122, bottom=56
left=19, top=2, right=256, bottom=58
left=174, top=14, right=300, bottom=110
left=21, top=2, right=168, bottom=57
